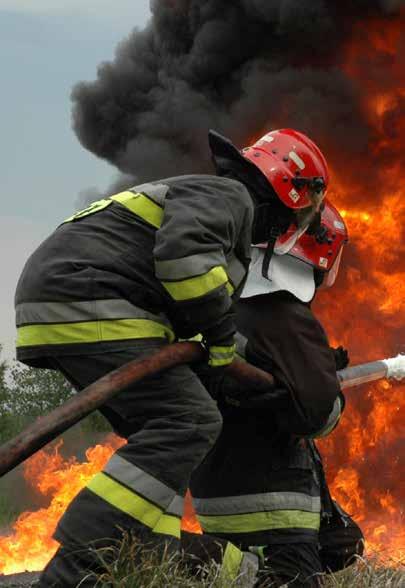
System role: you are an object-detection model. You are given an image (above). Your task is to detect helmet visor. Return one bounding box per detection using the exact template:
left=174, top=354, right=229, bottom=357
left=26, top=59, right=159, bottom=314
left=274, top=188, right=325, bottom=255
left=274, top=225, right=309, bottom=255
left=320, top=247, right=344, bottom=289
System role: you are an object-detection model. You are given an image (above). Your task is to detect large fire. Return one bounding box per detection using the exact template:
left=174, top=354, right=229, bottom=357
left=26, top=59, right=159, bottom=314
left=314, top=15, right=405, bottom=566
left=0, top=8, right=404, bottom=578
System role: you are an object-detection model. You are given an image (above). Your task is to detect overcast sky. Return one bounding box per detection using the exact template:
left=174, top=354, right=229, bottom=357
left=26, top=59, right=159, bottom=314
left=0, top=1, right=151, bottom=357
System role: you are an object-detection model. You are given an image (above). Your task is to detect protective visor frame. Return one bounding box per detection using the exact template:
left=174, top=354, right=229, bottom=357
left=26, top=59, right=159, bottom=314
left=319, top=246, right=344, bottom=289
left=274, top=186, right=326, bottom=255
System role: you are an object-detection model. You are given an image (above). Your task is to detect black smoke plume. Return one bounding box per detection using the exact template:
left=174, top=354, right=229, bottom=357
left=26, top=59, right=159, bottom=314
left=71, top=0, right=404, bottom=197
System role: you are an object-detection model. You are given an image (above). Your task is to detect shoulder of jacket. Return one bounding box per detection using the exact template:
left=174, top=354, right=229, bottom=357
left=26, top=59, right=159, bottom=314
left=164, top=174, right=249, bottom=194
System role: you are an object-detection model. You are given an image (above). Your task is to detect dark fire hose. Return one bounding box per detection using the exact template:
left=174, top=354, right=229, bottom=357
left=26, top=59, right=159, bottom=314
left=0, top=342, right=275, bottom=478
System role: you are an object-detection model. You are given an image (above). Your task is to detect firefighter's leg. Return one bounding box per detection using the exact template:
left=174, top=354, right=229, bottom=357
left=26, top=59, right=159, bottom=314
left=255, top=542, right=324, bottom=588
left=181, top=531, right=259, bottom=587
left=319, top=500, right=364, bottom=573
left=39, top=342, right=222, bottom=587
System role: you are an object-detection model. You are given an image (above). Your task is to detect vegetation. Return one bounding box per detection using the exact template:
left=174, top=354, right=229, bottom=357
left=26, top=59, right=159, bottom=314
left=0, top=348, right=403, bottom=586
left=0, top=346, right=110, bottom=446
left=0, top=346, right=111, bottom=527
left=325, top=558, right=405, bottom=587
left=86, top=534, right=227, bottom=588
left=79, top=536, right=405, bottom=588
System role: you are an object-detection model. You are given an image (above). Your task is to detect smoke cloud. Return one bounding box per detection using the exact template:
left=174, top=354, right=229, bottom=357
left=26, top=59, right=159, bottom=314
left=71, top=0, right=404, bottom=196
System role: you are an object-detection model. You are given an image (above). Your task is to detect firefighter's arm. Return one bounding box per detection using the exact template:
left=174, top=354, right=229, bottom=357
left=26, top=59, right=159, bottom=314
left=154, top=177, right=253, bottom=367
left=228, top=295, right=343, bottom=437
left=247, top=303, right=344, bottom=438
left=306, top=345, right=349, bottom=439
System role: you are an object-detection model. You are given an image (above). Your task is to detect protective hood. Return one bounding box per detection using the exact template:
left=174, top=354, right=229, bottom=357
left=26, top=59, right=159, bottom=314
left=241, top=247, right=316, bottom=303
left=208, top=130, right=277, bottom=205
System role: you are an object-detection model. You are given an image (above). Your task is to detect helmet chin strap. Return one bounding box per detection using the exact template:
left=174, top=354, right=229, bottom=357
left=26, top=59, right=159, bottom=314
left=259, top=208, right=297, bottom=278
left=261, top=225, right=285, bottom=279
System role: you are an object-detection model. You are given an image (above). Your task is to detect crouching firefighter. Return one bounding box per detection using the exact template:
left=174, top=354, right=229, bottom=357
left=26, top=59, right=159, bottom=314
left=189, top=200, right=364, bottom=587
left=14, top=128, right=329, bottom=586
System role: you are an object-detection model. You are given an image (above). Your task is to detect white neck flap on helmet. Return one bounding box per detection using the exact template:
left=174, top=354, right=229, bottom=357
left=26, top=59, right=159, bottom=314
left=241, top=247, right=315, bottom=303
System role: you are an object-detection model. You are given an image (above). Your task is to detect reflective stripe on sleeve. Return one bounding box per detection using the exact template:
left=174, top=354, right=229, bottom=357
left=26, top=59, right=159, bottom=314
left=87, top=473, right=181, bottom=538
left=227, top=255, right=247, bottom=291
left=197, top=510, right=321, bottom=534
left=161, top=265, right=229, bottom=301
left=155, top=251, right=227, bottom=281
left=16, top=299, right=172, bottom=328
left=310, top=396, right=343, bottom=439
left=111, top=192, right=164, bottom=229
left=16, top=318, right=175, bottom=347
left=225, top=282, right=235, bottom=296
left=193, top=491, right=321, bottom=516
left=209, top=344, right=236, bottom=367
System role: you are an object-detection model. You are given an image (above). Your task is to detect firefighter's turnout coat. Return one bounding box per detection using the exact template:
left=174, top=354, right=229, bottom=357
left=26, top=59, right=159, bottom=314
left=190, top=292, right=344, bottom=550
left=15, top=175, right=255, bottom=588
left=15, top=175, right=253, bottom=365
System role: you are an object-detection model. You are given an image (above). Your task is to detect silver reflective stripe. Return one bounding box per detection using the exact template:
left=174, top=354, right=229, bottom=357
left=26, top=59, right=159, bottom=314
left=193, top=491, right=321, bottom=515
left=239, top=552, right=259, bottom=587
left=16, top=299, right=171, bottom=327
left=130, top=183, right=169, bottom=206
left=312, top=396, right=343, bottom=439
left=210, top=349, right=235, bottom=361
left=154, top=250, right=226, bottom=281
left=235, top=332, right=248, bottom=359
left=227, top=255, right=246, bottom=289
left=166, top=495, right=184, bottom=517
left=103, top=455, right=176, bottom=510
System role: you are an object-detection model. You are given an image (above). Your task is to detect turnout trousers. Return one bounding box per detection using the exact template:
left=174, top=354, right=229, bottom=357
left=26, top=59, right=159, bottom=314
left=39, top=340, right=223, bottom=587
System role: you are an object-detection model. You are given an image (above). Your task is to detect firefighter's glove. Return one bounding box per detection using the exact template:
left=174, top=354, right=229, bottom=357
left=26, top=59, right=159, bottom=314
left=207, top=341, right=236, bottom=369
left=202, top=314, right=236, bottom=370
left=202, top=333, right=236, bottom=370
left=331, top=346, right=350, bottom=370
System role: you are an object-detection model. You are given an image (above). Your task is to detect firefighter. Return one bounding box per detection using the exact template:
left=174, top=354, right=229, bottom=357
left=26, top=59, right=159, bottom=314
left=189, top=200, right=364, bottom=587
left=15, top=129, right=329, bottom=586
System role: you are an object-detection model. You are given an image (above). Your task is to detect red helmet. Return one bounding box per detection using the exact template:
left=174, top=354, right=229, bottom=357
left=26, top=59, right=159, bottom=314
left=288, top=199, right=348, bottom=288
left=242, top=129, right=330, bottom=210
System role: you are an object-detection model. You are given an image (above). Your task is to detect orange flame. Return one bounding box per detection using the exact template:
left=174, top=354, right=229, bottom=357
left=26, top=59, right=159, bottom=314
left=1, top=9, right=404, bottom=577
left=315, top=16, right=405, bottom=562
left=0, top=436, right=124, bottom=575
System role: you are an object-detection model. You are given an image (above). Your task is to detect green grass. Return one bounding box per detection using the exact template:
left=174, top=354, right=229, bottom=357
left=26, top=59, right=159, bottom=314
left=82, top=535, right=405, bottom=588
left=1, top=548, right=403, bottom=587
left=324, top=557, right=405, bottom=587
left=81, top=534, right=230, bottom=588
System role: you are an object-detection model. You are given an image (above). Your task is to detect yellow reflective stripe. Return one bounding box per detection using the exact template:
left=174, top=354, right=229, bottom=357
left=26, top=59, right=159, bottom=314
left=152, top=513, right=181, bottom=538
left=225, top=282, right=235, bottom=296
left=161, top=266, right=228, bottom=301
left=88, top=473, right=180, bottom=538
left=198, top=510, right=321, bottom=534
left=209, top=357, right=235, bottom=367
left=62, top=199, right=112, bottom=223
left=16, top=318, right=175, bottom=347
left=219, top=542, right=243, bottom=585
left=111, top=192, right=164, bottom=229
left=210, top=344, right=236, bottom=356
left=209, top=344, right=236, bottom=367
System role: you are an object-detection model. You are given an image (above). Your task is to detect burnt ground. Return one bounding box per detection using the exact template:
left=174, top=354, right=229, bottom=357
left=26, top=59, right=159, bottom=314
left=0, top=573, right=39, bottom=587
